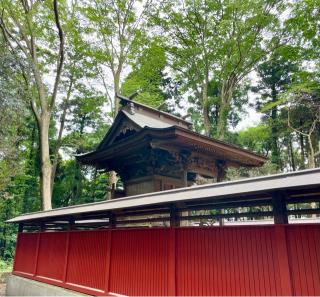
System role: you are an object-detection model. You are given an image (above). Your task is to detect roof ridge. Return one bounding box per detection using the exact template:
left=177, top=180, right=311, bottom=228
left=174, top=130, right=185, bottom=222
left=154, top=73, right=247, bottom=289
left=117, top=93, right=193, bottom=127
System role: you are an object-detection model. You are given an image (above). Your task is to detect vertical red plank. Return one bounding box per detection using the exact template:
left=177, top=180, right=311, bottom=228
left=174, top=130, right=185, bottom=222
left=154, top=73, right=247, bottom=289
left=104, top=230, right=112, bottom=294
left=33, top=232, right=40, bottom=276
left=274, top=225, right=293, bottom=296
left=286, top=226, right=301, bottom=295
left=211, top=228, right=217, bottom=296
left=252, top=227, right=261, bottom=296
left=205, top=229, right=210, bottom=295
left=265, top=228, right=277, bottom=296
left=62, top=231, right=70, bottom=283
left=13, top=233, right=43, bottom=276
left=299, top=226, right=314, bottom=295
left=287, top=225, right=320, bottom=296
left=66, top=230, right=109, bottom=293
left=36, top=232, right=68, bottom=282
left=220, top=227, right=227, bottom=296
left=237, top=228, right=244, bottom=296
left=109, top=229, right=169, bottom=296
left=308, top=225, right=320, bottom=295
left=230, top=228, right=237, bottom=295
left=260, top=228, right=269, bottom=295
left=244, top=227, right=252, bottom=296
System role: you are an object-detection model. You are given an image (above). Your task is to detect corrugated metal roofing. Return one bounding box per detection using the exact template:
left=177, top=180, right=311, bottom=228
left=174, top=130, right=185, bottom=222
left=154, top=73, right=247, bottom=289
left=7, top=168, right=320, bottom=223
left=122, top=109, right=173, bottom=129
left=118, top=94, right=193, bottom=126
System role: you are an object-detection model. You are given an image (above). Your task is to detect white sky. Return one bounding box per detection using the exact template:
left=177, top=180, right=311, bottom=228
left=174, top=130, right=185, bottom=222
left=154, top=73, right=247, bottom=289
left=232, top=71, right=262, bottom=132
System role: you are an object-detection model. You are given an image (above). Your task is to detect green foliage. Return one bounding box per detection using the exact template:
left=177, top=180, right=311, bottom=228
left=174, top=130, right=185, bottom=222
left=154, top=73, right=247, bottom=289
left=0, top=197, right=19, bottom=261
left=237, top=125, right=271, bottom=156
left=155, top=0, right=284, bottom=138
left=122, top=39, right=168, bottom=108
left=0, top=259, right=12, bottom=273
left=251, top=50, right=302, bottom=168
left=1, top=0, right=320, bottom=263
left=226, top=161, right=279, bottom=180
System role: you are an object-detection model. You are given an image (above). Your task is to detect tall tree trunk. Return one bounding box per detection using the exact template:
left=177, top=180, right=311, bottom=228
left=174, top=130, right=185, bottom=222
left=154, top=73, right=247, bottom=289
left=299, top=127, right=305, bottom=168
left=39, top=114, right=52, bottom=210
left=307, top=134, right=315, bottom=168
left=22, top=122, right=37, bottom=213
left=91, top=168, right=98, bottom=202
left=71, top=161, right=82, bottom=204
left=270, top=85, right=280, bottom=167
left=202, top=78, right=210, bottom=136
left=288, top=134, right=296, bottom=171
left=51, top=77, right=74, bottom=195
left=217, top=82, right=233, bottom=140
left=113, top=70, right=121, bottom=115
left=107, top=70, right=121, bottom=200
left=71, top=116, right=86, bottom=204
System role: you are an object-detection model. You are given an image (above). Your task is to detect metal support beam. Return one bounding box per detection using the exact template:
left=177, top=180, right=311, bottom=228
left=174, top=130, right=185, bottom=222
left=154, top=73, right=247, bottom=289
left=272, top=191, right=288, bottom=224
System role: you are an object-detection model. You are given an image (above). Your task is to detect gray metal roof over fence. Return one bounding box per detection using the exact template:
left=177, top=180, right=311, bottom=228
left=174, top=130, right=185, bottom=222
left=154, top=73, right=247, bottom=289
left=7, top=168, right=320, bottom=223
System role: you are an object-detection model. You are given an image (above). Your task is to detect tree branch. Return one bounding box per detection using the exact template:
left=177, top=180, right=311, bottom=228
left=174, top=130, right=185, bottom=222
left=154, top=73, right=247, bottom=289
left=50, top=0, right=65, bottom=111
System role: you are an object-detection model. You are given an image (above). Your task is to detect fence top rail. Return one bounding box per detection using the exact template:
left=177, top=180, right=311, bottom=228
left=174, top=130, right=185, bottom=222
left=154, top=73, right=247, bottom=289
left=7, top=168, right=320, bottom=224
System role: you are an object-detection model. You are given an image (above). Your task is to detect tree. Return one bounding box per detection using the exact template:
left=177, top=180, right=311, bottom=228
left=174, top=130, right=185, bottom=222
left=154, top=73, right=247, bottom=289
left=0, top=0, right=65, bottom=210
left=0, top=37, right=27, bottom=190
left=122, top=38, right=168, bottom=108
left=60, top=85, right=106, bottom=204
left=82, top=0, right=152, bottom=197
left=50, top=1, right=101, bottom=196
left=287, top=81, right=320, bottom=168
left=156, top=0, right=283, bottom=139
left=253, top=51, right=299, bottom=168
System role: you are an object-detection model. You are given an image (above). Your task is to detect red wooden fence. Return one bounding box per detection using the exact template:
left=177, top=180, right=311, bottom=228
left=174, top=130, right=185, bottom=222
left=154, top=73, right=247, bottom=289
left=13, top=225, right=320, bottom=296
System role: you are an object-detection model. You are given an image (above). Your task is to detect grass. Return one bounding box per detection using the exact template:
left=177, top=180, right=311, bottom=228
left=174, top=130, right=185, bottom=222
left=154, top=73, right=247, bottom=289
left=0, top=260, right=12, bottom=273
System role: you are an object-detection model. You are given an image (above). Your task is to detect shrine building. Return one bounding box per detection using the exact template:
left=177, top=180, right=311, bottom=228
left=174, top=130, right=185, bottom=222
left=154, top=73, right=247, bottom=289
left=77, top=94, right=266, bottom=197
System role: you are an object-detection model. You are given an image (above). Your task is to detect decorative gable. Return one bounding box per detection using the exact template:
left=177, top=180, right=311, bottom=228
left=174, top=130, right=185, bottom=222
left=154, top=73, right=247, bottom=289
left=97, top=111, right=141, bottom=149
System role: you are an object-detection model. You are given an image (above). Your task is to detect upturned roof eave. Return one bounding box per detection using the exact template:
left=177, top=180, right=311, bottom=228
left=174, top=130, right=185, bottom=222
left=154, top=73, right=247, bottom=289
left=76, top=125, right=267, bottom=166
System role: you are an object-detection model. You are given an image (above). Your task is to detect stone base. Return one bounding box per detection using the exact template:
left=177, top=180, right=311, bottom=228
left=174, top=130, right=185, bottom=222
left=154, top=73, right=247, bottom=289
left=6, top=275, right=90, bottom=296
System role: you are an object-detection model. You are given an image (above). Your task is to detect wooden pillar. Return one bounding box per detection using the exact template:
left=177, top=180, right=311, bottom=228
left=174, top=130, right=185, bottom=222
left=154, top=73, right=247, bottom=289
left=216, top=160, right=227, bottom=226
left=68, top=218, right=75, bottom=230
left=40, top=221, right=46, bottom=232
left=272, top=191, right=288, bottom=224
left=182, top=170, right=188, bottom=187
left=170, top=205, right=180, bottom=227
left=109, top=213, right=116, bottom=228
left=216, top=160, right=226, bottom=182
left=18, top=223, right=24, bottom=233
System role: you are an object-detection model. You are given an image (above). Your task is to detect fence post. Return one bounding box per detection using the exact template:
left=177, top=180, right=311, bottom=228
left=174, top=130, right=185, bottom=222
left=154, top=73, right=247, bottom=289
left=274, top=225, right=293, bottom=295
left=272, top=191, right=288, bottom=224
left=168, top=227, right=176, bottom=296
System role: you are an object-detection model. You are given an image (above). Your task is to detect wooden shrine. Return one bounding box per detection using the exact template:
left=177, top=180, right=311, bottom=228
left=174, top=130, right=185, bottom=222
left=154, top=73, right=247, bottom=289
left=77, top=94, right=266, bottom=197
